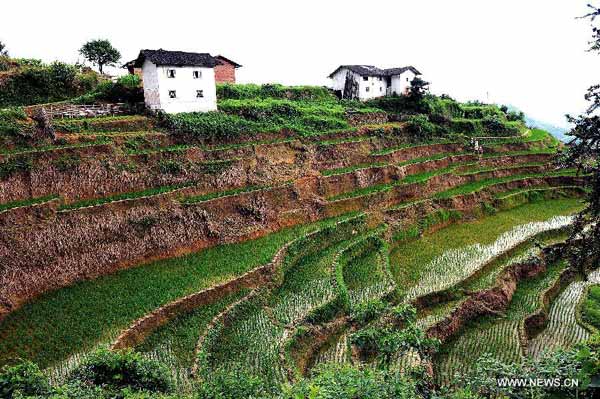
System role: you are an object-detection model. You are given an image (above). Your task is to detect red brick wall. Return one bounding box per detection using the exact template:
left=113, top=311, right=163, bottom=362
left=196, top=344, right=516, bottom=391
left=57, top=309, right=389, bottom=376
left=214, top=63, right=236, bottom=83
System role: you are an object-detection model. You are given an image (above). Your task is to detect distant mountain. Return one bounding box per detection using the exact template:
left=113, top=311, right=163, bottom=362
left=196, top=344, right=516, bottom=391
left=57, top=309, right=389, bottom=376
left=524, top=116, right=571, bottom=143
left=505, top=105, right=570, bottom=142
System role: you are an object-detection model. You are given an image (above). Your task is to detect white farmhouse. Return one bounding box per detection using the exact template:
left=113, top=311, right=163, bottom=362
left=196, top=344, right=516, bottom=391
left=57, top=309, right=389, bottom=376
left=328, top=65, right=421, bottom=101
left=132, top=49, right=221, bottom=113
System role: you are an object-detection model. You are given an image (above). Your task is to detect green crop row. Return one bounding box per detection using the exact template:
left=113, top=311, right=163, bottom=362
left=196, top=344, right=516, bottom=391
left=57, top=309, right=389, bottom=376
left=0, top=214, right=353, bottom=369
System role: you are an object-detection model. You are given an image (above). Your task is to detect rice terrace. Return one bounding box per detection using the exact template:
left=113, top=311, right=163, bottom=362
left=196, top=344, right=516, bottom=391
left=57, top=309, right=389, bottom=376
left=2, top=2, right=600, bottom=398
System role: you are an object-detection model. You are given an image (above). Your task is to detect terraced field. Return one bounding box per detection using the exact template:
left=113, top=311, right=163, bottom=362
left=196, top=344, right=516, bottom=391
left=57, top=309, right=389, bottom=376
left=0, top=88, right=593, bottom=397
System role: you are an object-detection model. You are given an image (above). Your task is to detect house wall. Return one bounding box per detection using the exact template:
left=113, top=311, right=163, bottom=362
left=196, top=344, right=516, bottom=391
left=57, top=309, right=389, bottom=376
left=330, top=69, right=388, bottom=101
left=142, top=60, right=161, bottom=110
left=142, top=61, right=217, bottom=113
left=214, top=63, right=236, bottom=83
left=357, top=75, right=387, bottom=101
left=330, top=69, right=350, bottom=92
left=390, top=70, right=416, bottom=95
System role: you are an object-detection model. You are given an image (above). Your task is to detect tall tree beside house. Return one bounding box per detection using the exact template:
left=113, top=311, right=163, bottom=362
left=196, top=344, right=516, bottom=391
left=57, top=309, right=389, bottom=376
left=79, top=39, right=120, bottom=74
left=565, top=4, right=600, bottom=271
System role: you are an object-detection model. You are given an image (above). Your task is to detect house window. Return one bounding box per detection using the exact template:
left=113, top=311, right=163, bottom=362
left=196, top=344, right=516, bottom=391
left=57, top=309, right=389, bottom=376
left=196, top=90, right=204, bottom=98
left=363, top=76, right=368, bottom=81
left=365, top=86, right=370, bottom=92
left=380, top=87, right=382, bottom=92
left=168, top=90, right=176, bottom=98
left=193, top=70, right=201, bottom=79
left=406, top=77, right=410, bottom=82
left=167, top=69, right=176, bottom=78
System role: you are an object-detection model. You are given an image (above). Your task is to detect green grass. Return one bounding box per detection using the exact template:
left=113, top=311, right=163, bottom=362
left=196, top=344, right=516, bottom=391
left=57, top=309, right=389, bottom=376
left=370, top=139, right=458, bottom=156
left=137, top=289, right=250, bottom=369
left=433, top=170, right=581, bottom=199
left=327, top=166, right=457, bottom=202
left=320, top=162, right=389, bottom=177
left=435, top=259, right=568, bottom=384
left=180, top=185, right=269, bottom=204
left=58, top=183, right=194, bottom=211
left=457, top=162, right=547, bottom=176
left=0, top=194, right=58, bottom=212
left=583, top=285, right=600, bottom=330
left=396, top=152, right=460, bottom=167
left=0, top=140, right=111, bottom=156
left=390, top=199, right=584, bottom=291
left=463, top=229, right=570, bottom=292
left=0, top=214, right=351, bottom=369
left=321, top=152, right=460, bottom=178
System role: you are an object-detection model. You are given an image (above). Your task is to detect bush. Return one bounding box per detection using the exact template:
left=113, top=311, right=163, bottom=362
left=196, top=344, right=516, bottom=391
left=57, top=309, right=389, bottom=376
left=351, top=299, right=388, bottom=324
left=0, top=361, right=50, bottom=398
left=286, top=363, right=423, bottom=399
left=68, top=349, right=173, bottom=393
left=217, top=83, right=335, bottom=101
left=405, top=114, right=437, bottom=140
left=0, top=156, right=32, bottom=180
left=0, top=107, right=35, bottom=137
left=165, top=111, right=253, bottom=141
left=72, top=74, right=142, bottom=104
left=0, top=61, right=99, bottom=107
left=196, top=365, right=271, bottom=399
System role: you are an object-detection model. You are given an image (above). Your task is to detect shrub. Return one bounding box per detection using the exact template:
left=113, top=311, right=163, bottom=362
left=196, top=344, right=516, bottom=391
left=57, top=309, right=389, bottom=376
left=0, top=361, right=50, bottom=398
left=68, top=349, right=173, bottom=393
left=0, top=156, right=32, bottom=180
left=217, top=83, right=335, bottom=101
left=0, top=61, right=99, bottom=107
left=165, top=111, right=252, bottom=141
left=351, top=299, right=388, bottom=324
left=196, top=365, right=271, bottom=399
left=72, top=75, right=142, bottom=104
left=157, top=159, right=183, bottom=175
left=405, top=114, right=437, bottom=140
left=286, top=363, right=423, bottom=399
left=0, top=107, right=35, bottom=137
left=53, top=154, right=81, bottom=172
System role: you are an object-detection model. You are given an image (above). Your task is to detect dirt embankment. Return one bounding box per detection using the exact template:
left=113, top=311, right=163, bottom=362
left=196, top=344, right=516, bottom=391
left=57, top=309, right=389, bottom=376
left=0, top=139, right=578, bottom=321
left=426, top=244, right=566, bottom=343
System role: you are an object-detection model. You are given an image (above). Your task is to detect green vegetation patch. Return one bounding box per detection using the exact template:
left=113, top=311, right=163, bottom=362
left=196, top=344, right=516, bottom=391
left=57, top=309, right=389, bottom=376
left=0, top=215, right=350, bottom=368
left=180, top=185, right=267, bottom=204
left=137, top=289, right=249, bottom=370
left=390, top=199, right=583, bottom=291
left=58, top=183, right=193, bottom=211
left=582, top=285, right=600, bottom=330
left=0, top=195, right=58, bottom=213
left=53, top=115, right=152, bottom=133
left=435, top=259, right=568, bottom=384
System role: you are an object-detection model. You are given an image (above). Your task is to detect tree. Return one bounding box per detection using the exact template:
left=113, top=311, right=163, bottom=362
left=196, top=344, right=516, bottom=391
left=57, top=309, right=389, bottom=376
left=79, top=39, right=120, bottom=74
left=564, top=4, right=600, bottom=271
left=407, top=76, right=430, bottom=103
left=0, top=41, right=7, bottom=57
left=404, top=76, right=430, bottom=113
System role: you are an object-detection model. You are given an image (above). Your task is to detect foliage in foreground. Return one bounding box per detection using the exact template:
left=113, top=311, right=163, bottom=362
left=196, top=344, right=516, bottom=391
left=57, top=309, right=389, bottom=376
left=5, top=338, right=600, bottom=398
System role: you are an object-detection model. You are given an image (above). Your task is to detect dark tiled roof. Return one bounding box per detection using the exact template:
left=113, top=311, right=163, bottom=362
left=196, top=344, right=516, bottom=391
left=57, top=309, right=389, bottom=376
left=133, top=49, right=221, bottom=68
left=328, top=65, right=421, bottom=78
left=215, top=55, right=242, bottom=68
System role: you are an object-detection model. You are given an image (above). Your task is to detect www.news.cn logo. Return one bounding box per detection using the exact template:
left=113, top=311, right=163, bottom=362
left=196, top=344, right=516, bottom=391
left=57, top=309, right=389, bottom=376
left=497, top=378, right=580, bottom=388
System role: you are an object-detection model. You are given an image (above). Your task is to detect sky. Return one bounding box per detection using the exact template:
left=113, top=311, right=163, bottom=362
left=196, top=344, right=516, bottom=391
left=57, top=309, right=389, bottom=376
left=2, top=0, right=599, bottom=127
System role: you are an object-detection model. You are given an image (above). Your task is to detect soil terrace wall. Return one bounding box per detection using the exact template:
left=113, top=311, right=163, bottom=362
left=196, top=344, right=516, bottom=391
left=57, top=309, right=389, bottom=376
left=0, top=177, right=320, bottom=320
left=426, top=245, right=564, bottom=343
left=0, top=140, right=575, bottom=320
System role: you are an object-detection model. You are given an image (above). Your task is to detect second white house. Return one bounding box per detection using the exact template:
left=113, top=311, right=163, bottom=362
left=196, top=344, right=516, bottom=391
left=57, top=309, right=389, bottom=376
left=328, top=65, right=421, bottom=101
left=132, top=49, right=221, bottom=113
